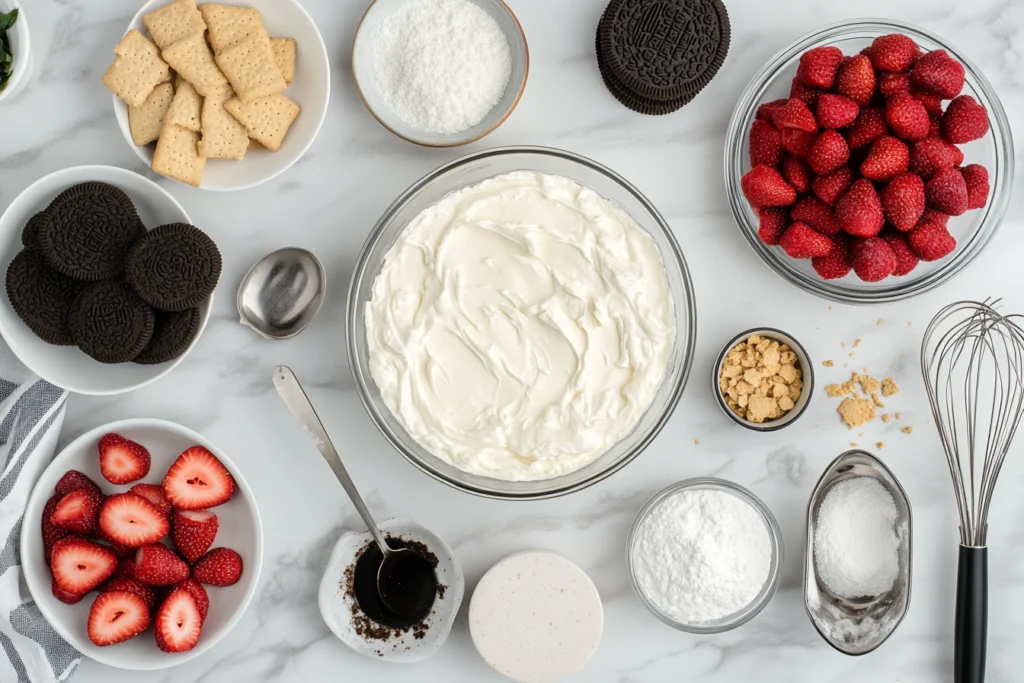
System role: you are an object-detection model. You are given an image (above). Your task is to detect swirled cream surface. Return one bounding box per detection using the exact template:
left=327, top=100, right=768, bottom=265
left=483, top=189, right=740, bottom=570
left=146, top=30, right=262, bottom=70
left=366, top=172, right=676, bottom=481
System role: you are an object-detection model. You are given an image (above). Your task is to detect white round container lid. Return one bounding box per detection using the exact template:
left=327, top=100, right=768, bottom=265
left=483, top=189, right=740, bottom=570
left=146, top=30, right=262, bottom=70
left=469, top=550, right=603, bottom=683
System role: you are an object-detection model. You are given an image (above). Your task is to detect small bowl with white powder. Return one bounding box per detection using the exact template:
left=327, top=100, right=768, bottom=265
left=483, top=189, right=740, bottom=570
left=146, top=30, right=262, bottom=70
left=627, top=478, right=784, bottom=633
left=352, top=0, right=528, bottom=147
left=804, top=449, right=912, bottom=655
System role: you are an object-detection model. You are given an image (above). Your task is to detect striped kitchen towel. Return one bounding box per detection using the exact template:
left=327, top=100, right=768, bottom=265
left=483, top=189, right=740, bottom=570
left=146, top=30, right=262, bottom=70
left=0, top=336, right=80, bottom=683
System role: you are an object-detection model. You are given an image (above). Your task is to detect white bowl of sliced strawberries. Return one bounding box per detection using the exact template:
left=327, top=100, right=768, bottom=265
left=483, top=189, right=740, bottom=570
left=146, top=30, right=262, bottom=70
left=725, top=18, right=1013, bottom=304
left=21, top=418, right=262, bottom=670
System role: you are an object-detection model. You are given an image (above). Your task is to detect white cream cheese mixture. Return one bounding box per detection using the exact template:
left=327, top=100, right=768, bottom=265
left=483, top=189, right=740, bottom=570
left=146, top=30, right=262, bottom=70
left=365, top=171, right=676, bottom=481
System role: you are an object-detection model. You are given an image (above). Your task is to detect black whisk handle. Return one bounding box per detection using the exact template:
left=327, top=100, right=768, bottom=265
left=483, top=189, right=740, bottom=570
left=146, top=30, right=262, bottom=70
left=955, top=545, right=988, bottom=683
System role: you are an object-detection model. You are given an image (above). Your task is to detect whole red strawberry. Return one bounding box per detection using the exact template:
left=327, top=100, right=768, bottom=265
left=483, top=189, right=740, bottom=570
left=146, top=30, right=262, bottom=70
left=869, top=34, right=919, bottom=72
left=913, top=90, right=944, bottom=118
left=926, top=167, right=969, bottom=216
left=910, top=137, right=964, bottom=177
left=836, top=179, right=885, bottom=237
left=791, top=196, right=841, bottom=236
left=881, top=172, right=926, bottom=231
left=780, top=128, right=816, bottom=158
left=878, top=72, right=911, bottom=97
left=881, top=231, right=920, bottom=276
left=816, top=94, right=859, bottom=129
left=961, top=164, right=990, bottom=209
left=850, top=237, right=898, bottom=282
left=796, top=45, right=844, bottom=89
left=835, top=54, right=875, bottom=106
left=812, top=166, right=854, bottom=206
left=846, top=108, right=889, bottom=149
left=860, top=135, right=910, bottom=181
left=812, top=233, right=852, bottom=280
left=941, top=95, right=990, bottom=144
left=55, top=470, right=101, bottom=498
left=807, top=130, right=850, bottom=175
left=886, top=92, right=931, bottom=141
left=780, top=222, right=834, bottom=258
left=749, top=119, right=783, bottom=167
left=192, top=547, right=243, bottom=587
left=742, top=166, right=797, bottom=207
left=911, top=49, right=965, bottom=98
left=781, top=156, right=811, bottom=193
left=757, top=208, right=788, bottom=245
left=772, top=98, right=818, bottom=133
left=909, top=221, right=957, bottom=261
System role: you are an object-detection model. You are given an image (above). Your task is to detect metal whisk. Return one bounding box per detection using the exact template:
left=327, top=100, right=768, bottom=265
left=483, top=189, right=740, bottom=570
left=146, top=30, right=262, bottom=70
left=921, top=299, right=1024, bottom=683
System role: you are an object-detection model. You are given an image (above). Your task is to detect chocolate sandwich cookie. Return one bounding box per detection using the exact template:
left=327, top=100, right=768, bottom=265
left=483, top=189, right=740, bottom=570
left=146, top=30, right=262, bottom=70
left=134, top=308, right=201, bottom=365
left=125, top=223, right=222, bottom=312
left=39, top=182, right=145, bottom=281
left=598, top=0, right=731, bottom=103
left=68, top=281, right=155, bottom=363
left=5, top=250, right=84, bottom=345
left=595, top=27, right=695, bottom=115
left=21, top=210, right=49, bottom=250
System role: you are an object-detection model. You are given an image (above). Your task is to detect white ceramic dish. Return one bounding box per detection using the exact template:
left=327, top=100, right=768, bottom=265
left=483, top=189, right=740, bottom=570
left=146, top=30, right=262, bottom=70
left=352, top=0, right=529, bottom=147
left=0, top=166, right=213, bottom=395
left=113, top=0, right=330, bottom=191
left=318, top=518, right=464, bottom=662
left=0, top=0, right=31, bottom=102
left=20, top=418, right=263, bottom=671
left=469, top=550, right=603, bottom=682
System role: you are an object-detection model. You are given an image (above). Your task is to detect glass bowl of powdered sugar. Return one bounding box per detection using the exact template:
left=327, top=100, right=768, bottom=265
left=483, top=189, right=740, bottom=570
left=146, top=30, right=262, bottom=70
left=352, top=0, right=529, bottom=147
left=626, top=478, right=784, bottom=633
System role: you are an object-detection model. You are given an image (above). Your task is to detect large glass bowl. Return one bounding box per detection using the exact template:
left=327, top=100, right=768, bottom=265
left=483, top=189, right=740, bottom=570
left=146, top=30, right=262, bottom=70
left=347, top=147, right=696, bottom=499
left=724, top=19, right=1014, bottom=304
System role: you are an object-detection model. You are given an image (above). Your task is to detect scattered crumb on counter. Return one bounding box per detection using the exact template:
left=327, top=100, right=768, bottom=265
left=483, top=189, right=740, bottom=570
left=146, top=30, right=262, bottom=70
left=858, top=432, right=864, bottom=437
left=694, top=439, right=700, bottom=446
left=877, top=318, right=883, bottom=325
left=841, top=341, right=847, bottom=348
left=902, top=426, right=913, bottom=434
left=895, top=412, right=902, bottom=420
left=882, top=377, right=899, bottom=396
left=876, top=441, right=884, bottom=449
left=850, top=442, right=857, bottom=447
left=908, top=321, right=912, bottom=326
left=872, top=393, right=885, bottom=408
left=839, top=397, right=875, bottom=428
left=844, top=363, right=848, bottom=367
left=822, top=360, right=834, bottom=367
left=829, top=306, right=833, bottom=311
left=882, top=414, right=892, bottom=423
left=854, top=339, right=862, bottom=347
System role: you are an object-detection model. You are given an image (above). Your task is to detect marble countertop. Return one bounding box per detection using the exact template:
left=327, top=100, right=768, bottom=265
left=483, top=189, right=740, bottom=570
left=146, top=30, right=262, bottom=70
left=3, top=0, right=1023, bottom=681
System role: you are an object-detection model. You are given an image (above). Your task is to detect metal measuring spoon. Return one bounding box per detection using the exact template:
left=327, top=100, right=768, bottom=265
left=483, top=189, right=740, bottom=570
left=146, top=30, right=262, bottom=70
left=237, top=248, right=326, bottom=340
left=273, top=365, right=438, bottom=617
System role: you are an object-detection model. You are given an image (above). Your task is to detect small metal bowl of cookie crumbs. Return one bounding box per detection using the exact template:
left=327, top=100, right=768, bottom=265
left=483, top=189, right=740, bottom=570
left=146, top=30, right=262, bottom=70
left=714, top=328, right=814, bottom=432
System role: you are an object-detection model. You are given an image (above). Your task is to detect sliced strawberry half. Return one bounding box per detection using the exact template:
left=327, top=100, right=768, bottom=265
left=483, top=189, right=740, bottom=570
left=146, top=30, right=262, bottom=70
left=41, top=494, right=69, bottom=563
left=51, top=488, right=103, bottom=535
left=100, top=577, right=160, bottom=612
left=99, top=493, right=170, bottom=547
left=176, top=578, right=210, bottom=623
left=163, top=447, right=236, bottom=510
left=88, top=591, right=150, bottom=646
left=129, top=483, right=172, bottom=517
left=155, top=588, right=203, bottom=653
left=52, top=577, right=85, bottom=605
left=50, top=537, right=117, bottom=595
left=98, top=433, right=151, bottom=485
left=192, top=547, right=243, bottom=587
left=172, top=509, right=219, bottom=563
left=135, top=543, right=190, bottom=586
left=54, top=470, right=101, bottom=498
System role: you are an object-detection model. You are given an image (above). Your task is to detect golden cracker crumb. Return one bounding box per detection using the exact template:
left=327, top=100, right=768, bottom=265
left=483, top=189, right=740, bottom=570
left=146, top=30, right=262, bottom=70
left=822, top=360, right=834, bottom=367
left=876, top=441, right=884, bottom=449
left=882, top=377, right=899, bottom=396
left=850, top=442, right=857, bottom=447
left=694, top=439, right=700, bottom=446
left=719, top=334, right=802, bottom=423
left=882, top=413, right=892, bottom=423
left=871, top=393, right=885, bottom=408
left=895, top=412, right=902, bottom=420
left=902, top=426, right=913, bottom=434
left=854, top=339, right=862, bottom=347
left=841, top=341, right=847, bottom=348
left=877, top=318, right=883, bottom=325
left=839, top=397, right=876, bottom=429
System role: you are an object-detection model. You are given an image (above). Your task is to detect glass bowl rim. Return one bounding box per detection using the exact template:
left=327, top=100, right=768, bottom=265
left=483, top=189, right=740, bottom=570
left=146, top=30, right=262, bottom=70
left=345, top=145, right=698, bottom=500
left=723, top=17, right=1015, bottom=305
left=626, top=477, right=785, bottom=633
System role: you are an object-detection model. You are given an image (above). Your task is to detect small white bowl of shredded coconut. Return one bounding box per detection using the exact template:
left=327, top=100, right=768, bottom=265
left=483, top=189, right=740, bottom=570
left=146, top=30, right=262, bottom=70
left=627, top=478, right=784, bottom=633
left=352, top=0, right=528, bottom=146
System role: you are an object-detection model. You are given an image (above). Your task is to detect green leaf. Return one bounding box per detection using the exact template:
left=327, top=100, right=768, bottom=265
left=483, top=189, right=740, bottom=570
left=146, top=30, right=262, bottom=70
left=0, top=9, right=18, bottom=34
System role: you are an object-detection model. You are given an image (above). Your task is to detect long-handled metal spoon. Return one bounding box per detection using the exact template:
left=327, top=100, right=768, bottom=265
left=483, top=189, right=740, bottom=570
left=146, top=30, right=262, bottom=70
left=273, top=365, right=437, bottom=617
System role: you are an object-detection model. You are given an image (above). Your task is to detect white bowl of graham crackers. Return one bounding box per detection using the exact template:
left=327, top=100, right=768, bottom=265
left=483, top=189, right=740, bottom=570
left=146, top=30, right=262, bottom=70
left=106, top=0, right=329, bottom=191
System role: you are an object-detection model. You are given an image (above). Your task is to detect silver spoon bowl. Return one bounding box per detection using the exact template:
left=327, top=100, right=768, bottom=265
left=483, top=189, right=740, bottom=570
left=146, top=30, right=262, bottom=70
left=237, top=248, right=326, bottom=340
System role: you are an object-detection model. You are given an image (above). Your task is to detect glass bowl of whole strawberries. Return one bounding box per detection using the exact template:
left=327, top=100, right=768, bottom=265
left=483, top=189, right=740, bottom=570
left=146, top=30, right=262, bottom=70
left=725, top=18, right=1013, bottom=304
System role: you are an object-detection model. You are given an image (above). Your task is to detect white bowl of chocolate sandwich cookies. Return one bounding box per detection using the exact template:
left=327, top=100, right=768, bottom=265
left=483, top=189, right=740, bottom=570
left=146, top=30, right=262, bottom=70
left=108, top=0, right=330, bottom=191
left=0, top=166, right=218, bottom=395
